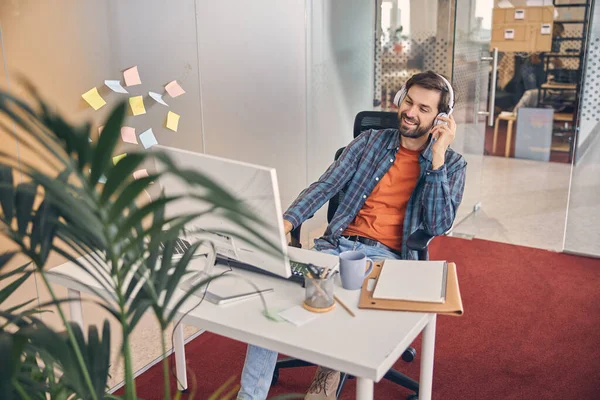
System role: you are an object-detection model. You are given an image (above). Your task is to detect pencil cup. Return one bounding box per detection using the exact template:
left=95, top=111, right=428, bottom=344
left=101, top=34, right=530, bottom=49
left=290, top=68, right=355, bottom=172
left=302, top=276, right=335, bottom=313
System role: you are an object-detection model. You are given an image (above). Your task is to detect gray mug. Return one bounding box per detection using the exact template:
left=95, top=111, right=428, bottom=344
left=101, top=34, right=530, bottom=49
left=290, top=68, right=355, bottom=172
left=339, top=250, right=374, bottom=290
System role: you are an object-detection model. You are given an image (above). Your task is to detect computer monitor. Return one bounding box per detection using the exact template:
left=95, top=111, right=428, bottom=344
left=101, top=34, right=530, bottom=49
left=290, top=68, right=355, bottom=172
left=151, top=145, right=292, bottom=278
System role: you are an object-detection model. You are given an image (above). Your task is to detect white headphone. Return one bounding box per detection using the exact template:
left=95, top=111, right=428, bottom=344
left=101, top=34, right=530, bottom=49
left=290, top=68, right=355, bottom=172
left=393, top=73, right=455, bottom=126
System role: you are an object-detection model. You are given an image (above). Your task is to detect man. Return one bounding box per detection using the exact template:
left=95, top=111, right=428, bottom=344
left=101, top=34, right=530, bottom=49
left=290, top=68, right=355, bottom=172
left=237, top=71, right=467, bottom=400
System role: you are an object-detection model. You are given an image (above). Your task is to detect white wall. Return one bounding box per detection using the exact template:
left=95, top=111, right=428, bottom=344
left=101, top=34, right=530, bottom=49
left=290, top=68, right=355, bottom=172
left=195, top=0, right=308, bottom=211
left=303, top=0, right=375, bottom=244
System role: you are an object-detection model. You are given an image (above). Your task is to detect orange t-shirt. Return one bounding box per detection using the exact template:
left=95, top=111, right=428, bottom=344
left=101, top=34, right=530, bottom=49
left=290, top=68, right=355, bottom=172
left=343, top=146, right=421, bottom=252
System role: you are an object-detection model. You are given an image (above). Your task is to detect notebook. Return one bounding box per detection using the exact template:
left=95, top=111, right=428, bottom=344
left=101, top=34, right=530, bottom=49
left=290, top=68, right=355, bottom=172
left=372, top=260, right=448, bottom=303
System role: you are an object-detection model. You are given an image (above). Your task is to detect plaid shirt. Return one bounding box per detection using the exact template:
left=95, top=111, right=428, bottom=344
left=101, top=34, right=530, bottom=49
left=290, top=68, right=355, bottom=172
left=283, top=129, right=467, bottom=260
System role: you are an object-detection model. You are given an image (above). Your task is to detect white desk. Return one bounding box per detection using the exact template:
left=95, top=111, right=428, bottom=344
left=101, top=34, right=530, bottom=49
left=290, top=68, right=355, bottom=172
left=47, top=258, right=437, bottom=400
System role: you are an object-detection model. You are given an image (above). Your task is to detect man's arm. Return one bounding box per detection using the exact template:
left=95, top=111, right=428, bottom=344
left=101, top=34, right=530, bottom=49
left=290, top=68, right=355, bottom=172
left=422, top=115, right=466, bottom=235
left=282, top=131, right=370, bottom=231
left=420, top=159, right=466, bottom=236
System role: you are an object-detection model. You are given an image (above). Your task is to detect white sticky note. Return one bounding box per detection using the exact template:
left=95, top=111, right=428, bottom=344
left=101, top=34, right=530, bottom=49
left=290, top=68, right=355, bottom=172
left=166, top=111, right=180, bottom=132
left=129, top=96, right=146, bottom=116
left=139, top=128, right=158, bottom=149
left=149, top=91, right=168, bottom=106
left=541, top=24, right=551, bottom=35
left=514, top=9, right=525, bottom=20
left=120, top=126, right=137, bottom=144
left=133, top=169, right=149, bottom=180
left=81, top=87, right=106, bottom=111
left=104, top=80, right=128, bottom=94
left=165, top=80, right=185, bottom=98
left=504, top=29, right=515, bottom=40
left=123, top=66, right=142, bottom=86
left=278, top=306, right=318, bottom=327
left=112, top=153, right=127, bottom=165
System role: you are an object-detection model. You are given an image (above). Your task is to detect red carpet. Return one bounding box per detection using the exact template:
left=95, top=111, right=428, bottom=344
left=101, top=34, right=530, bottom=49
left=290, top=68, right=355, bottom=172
left=121, top=237, right=600, bottom=399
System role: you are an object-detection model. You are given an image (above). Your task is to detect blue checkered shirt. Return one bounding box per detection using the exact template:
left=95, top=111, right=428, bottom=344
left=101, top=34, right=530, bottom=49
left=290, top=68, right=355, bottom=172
left=283, top=129, right=467, bottom=260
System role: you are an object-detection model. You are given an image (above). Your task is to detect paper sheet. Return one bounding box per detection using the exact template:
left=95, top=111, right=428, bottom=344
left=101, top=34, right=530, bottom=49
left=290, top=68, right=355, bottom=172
left=123, top=66, right=142, bottom=86
left=372, top=260, right=447, bottom=303
left=120, top=126, right=137, bottom=144
left=129, top=96, right=146, bottom=116
left=165, top=80, right=185, bottom=97
left=166, top=111, right=180, bottom=132
left=133, top=169, right=149, bottom=180
left=81, top=88, right=106, bottom=110
left=104, top=80, right=128, bottom=94
left=278, top=306, right=318, bottom=327
left=112, top=153, right=127, bottom=165
left=149, top=91, right=168, bottom=106
left=139, top=128, right=158, bottom=149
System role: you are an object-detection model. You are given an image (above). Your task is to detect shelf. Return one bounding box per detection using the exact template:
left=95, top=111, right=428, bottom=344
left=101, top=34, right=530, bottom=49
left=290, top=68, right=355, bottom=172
left=542, top=53, right=581, bottom=57
left=553, top=3, right=589, bottom=7
left=555, top=20, right=586, bottom=24
left=541, top=82, right=577, bottom=89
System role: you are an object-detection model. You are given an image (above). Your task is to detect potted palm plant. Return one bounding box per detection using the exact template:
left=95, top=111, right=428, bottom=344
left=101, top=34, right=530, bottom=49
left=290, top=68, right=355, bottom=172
left=0, top=83, right=295, bottom=399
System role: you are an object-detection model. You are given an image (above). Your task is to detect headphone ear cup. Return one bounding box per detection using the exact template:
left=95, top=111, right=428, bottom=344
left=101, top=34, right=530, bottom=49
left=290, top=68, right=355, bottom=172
left=393, top=86, right=407, bottom=107
left=435, top=113, right=449, bottom=126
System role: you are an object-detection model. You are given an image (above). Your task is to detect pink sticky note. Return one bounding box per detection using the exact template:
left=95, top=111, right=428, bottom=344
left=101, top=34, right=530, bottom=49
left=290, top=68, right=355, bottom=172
left=123, top=66, right=142, bottom=86
left=98, top=126, right=104, bottom=135
left=133, top=169, right=149, bottom=180
left=120, top=126, right=137, bottom=144
left=165, top=80, right=185, bottom=98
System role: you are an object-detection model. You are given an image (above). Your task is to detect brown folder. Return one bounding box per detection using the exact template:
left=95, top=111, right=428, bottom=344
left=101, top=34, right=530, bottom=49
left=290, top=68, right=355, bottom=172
left=358, top=261, right=464, bottom=316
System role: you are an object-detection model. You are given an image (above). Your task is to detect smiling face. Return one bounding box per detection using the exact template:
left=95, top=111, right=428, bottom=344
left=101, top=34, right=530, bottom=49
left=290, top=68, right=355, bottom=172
left=397, top=85, right=442, bottom=139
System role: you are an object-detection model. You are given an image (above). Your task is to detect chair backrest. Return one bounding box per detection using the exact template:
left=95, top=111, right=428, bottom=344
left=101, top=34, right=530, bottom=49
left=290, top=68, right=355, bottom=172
left=327, top=111, right=399, bottom=223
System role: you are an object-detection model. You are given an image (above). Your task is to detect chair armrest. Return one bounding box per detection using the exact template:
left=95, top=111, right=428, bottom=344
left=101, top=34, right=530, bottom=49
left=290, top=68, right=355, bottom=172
left=406, top=229, right=435, bottom=252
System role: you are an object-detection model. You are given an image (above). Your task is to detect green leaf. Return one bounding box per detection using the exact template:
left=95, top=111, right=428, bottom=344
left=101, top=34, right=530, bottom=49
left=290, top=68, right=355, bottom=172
left=0, top=165, right=14, bottom=222
left=90, top=102, right=126, bottom=184
left=15, top=183, right=37, bottom=236
left=0, top=269, right=32, bottom=305
left=100, top=152, right=147, bottom=204
left=107, top=173, right=162, bottom=221
left=0, top=252, right=18, bottom=271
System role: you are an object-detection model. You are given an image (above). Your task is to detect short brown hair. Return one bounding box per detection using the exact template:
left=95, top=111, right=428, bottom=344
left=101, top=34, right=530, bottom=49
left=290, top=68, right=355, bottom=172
left=405, top=71, right=454, bottom=114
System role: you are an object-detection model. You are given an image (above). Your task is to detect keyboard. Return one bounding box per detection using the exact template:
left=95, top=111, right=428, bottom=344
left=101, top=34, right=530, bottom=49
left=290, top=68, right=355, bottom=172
left=216, top=256, right=306, bottom=285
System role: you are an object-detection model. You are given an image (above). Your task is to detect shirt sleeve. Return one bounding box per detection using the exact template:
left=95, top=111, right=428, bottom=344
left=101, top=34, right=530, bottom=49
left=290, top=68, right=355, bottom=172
left=283, top=131, right=369, bottom=229
left=420, top=156, right=467, bottom=236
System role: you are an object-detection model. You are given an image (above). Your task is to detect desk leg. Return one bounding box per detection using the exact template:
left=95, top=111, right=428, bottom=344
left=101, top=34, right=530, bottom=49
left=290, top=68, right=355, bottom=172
left=356, top=378, right=374, bottom=400
left=492, top=117, right=500, bottom=154
left=505, top=120, right=514, bottom=158
left=67, top=289, right=84, bottom=328
left=419, top=314, right=437, bottom=400
left=174, top=323, right=188, bottom=391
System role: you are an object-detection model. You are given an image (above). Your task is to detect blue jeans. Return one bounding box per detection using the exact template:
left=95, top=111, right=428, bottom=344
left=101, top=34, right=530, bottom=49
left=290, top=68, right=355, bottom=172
left=237, top=237, right=401, bottom=400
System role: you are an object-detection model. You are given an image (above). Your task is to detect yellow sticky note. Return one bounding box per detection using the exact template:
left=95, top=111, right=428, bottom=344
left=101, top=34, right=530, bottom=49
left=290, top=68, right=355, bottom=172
left=82, top=87, right=106, bottom=111
left=129, top=96, right=146, bottom=116
left=112, top=153, right=127, bottom=165
left=166, top=111, right=180, bottom=132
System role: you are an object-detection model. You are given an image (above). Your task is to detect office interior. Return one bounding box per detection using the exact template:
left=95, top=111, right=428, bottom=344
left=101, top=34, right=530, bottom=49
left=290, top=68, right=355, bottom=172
left=0, top=0, right=598, bottom=398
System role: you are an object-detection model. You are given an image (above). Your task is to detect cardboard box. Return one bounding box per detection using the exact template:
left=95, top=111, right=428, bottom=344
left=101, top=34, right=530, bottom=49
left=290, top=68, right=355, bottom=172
left=490, top=6, right=554, bottom=52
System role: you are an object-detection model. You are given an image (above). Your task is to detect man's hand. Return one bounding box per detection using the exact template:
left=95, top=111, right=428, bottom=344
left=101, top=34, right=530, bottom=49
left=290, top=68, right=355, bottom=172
left=283, top=219, right=293, bottom=235
left=430, top=115, right=456, bottom=170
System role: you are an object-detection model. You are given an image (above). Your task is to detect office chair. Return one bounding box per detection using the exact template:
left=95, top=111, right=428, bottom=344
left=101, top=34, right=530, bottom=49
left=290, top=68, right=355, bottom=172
left=275, top=111, right=435, bottom=400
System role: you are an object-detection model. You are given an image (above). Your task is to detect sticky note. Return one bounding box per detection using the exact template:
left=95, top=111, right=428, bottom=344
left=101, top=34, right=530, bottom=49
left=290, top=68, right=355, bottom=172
left=133, top=169, right=149, bottom=180
left=123, top=66, right=141, bottom=86
left=129, top=96, right=146, bottom=116
left=98, top=174, right=107, bottom=184
left=166, top=111, right=180, bottom=132
left=120, top=126, right=137, bottom=144
left=139, top=128, right=158, bottom=149
left=149, top=91, right=168, bottom=106
left=165, top=80, right=185, bottom=98
left=98, top=126, right=104, bottom=135
left=81, top=87, right=106, bottom=111
left=104, top=80, right=128, bottom=94
left=112, top=153, right=127, bottom=165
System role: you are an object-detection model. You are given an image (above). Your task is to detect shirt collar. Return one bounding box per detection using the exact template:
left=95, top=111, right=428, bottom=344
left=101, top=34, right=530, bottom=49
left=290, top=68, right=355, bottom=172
left=389, top=130, right=433, bottom=161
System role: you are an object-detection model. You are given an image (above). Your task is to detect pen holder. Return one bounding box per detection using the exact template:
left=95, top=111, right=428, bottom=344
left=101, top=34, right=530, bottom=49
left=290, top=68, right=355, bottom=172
left=302, top=275, right=336, bottom=313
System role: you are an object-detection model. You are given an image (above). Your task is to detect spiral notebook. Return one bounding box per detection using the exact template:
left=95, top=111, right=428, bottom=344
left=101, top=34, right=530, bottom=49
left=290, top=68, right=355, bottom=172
left=372, top=260, right=448, bottom=303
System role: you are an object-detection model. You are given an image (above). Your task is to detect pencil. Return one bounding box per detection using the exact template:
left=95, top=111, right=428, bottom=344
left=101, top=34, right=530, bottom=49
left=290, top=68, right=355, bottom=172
left=334, top=295, right=356, bottom=317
